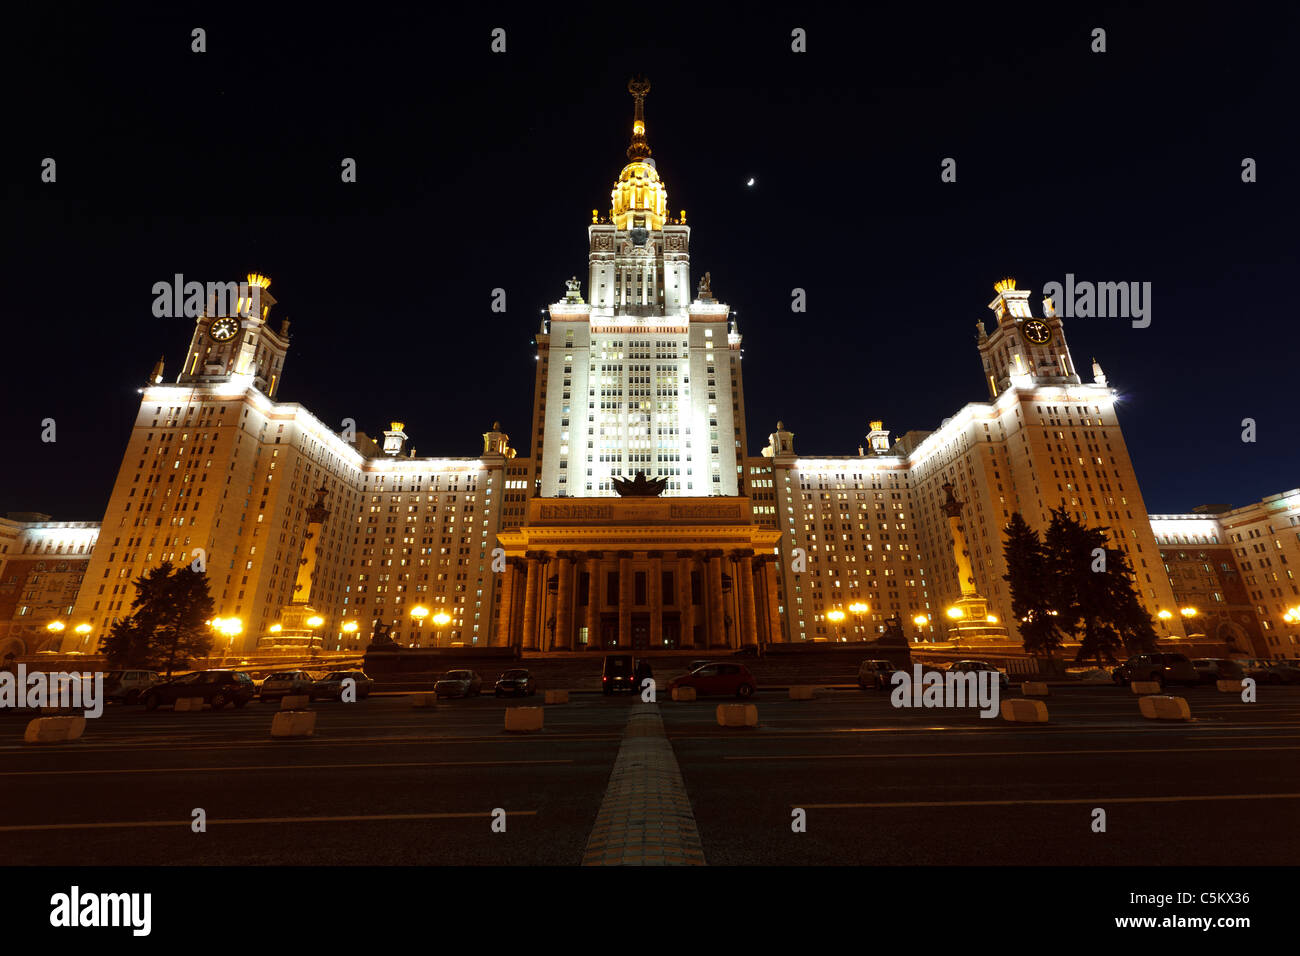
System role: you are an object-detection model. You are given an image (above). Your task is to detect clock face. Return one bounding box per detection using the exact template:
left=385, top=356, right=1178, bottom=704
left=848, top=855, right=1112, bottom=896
left=1021, top=319, right=1052, bottom=345
left=209, top=317, right=240, bottom=342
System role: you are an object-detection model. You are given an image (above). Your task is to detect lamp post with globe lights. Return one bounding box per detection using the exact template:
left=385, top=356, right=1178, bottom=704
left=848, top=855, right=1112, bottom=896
left=826, top=608, right=846, bottom=642
left=433, top=610, right=451, bottom=646
left=848, top=601, right=869, bottom=638
left=410, top=605, right=430, bottom=647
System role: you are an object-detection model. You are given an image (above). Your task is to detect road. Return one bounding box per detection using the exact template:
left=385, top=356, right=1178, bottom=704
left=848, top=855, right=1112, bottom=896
left=1, top=683, right=1297, bottom=865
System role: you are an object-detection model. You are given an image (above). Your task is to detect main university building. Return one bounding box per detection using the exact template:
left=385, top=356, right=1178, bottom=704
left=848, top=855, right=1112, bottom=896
left=51, top=82, right=1300, bottom=660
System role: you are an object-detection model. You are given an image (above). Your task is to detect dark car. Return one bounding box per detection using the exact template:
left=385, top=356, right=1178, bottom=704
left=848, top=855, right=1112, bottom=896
left=310, top=670, right=374, bottom=700
left=667, top=662, right=756, bottom=698
left=495, top=669, right=536, bottom=697
left=259, top=669, right=316, bottom=701
left=857, top=659, right=898, bottom=691
left=141, top=670, right=256, bottom=710
left=1112, top=652, right=1198, bottom=688
left=102, top=669, right=159, bottom=704
left=947, top=660, right=1010, bottom=691
left=1192, top=658, right=1246, bottom=684
left=434, top=670, right=482, bottom=698
left=602, top=654, right=636, bottom=695
left=1245, top=659, right=1300, bottom=685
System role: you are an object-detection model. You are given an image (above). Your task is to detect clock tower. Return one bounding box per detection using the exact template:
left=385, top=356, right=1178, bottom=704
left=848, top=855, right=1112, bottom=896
left=176, top=272, right=291, bottom=399
left=976, top=277, right=1080, bottom=399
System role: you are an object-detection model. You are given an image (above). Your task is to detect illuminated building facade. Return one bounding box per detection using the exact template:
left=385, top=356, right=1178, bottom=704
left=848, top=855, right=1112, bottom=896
left=0, top=514, right=98, bottom=658
left=60, top=79, right=1282, bottom=657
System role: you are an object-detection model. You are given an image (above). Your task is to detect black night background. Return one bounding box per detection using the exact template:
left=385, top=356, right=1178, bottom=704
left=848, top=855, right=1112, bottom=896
left=4, top=2, right=1297, bottom=518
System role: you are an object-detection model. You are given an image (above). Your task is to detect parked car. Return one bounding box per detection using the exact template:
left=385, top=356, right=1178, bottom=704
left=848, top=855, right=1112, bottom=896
left=857, top=660, right=898, bottom=691
left=259, top=669, right=317, bottom=701
left=434, top=669, right=482, bottom=698
left=1112, top=652, right=1197, bottom=688
left=685, top=659, right=713, bottom=674
left=1244, top=659, right=1300, bottom=685
left=733, top=644, right=760, bottom=658
left=495, top=669, right=536, bottom=697
left=667, top=662, right=756, bottom=698
left=1192, top=658, right=1246, bottom=684
left=103, top=669, right=159, bottom=704
left=947, top=659, right=1010, bottom=690
left=310, top=670, right=374, bottom=700
left=141, top=670, right=256, bottom=710
left=602, top=654, right=637, bottom=695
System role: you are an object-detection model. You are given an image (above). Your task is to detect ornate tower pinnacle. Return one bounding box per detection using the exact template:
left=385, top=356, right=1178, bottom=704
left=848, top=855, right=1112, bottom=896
left=627, top=75, right=652, bottom=162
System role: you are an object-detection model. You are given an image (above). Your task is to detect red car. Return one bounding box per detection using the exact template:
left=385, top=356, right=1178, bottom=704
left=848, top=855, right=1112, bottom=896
left=667, top=662, right=756, bottom=698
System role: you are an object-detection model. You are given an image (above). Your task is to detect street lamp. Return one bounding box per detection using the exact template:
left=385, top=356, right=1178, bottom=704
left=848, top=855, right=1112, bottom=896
left=342, top=620, right=359, bottom=649
left=306, top=615, right=324, bottom=650
left=74, top=623, right=92, bottom=649
left=848, top=601, right=869, bottom=637
left=1179, top=606, right=1198, bottom=639
left=913, top=614, right=929, bottom=643
left=410, top=605, right=430, bottom=647
left=1157, top=609, right=1173, bottom=636
left=826, top=608, right=846, bottom=642
left=433, top=610, right=451, bottom=646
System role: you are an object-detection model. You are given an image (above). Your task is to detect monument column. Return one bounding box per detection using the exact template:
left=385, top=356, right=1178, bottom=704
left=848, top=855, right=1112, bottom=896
left=648, top=550, right=664, bottom=648
left=618, top=551, right=633, bottom=647
left=706, top=550, right=725, bottom=647
left=555, top=552, right=575, bottom=650
left=521, top=553, right=541, bottom=650
left=585, top=551, right=602, bottom=650
left=677, top=551, right=696, bottom=648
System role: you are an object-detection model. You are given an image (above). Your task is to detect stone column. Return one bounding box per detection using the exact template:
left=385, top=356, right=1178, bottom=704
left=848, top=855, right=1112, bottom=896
left=763, top=557, right=784, bottom=644
left=556, top=552, right=575, bottom=650
left=496, top=559, right=517, bottom=647
left=677, top=551, right=696, bottom=648
left=521, top=554, right=541, bottom=650
left=648, top=550, right=664, bottom=648
left=585, top=551, right=602, bottom=650
left=753, top=563, right=769, bottom=645
left=618, top=551, right=633, bottom=648
left=737, top=550, right=756, bottom=648
left=706, top=550, right=724, bottom=647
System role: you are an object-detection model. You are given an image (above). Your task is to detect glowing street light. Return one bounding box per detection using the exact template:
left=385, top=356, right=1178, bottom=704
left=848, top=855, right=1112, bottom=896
left=410, top=605, right=430, bottom=647
left=46, top=620, right=66, bottom=633
left=848, top=601, right=869, bottom=636
left=433, top=610, right=451, bottom=645
left=946, top=606, right=964, bottom=620
left=826, top=608, right=846, bottom=642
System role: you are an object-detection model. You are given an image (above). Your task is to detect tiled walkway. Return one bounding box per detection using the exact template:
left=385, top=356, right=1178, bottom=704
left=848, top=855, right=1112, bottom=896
left=581, top=704, right=706, bottom=865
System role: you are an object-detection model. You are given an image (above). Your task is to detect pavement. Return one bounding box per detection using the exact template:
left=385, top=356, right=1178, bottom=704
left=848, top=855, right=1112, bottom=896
left=1, top=682, right=1297, bottom=865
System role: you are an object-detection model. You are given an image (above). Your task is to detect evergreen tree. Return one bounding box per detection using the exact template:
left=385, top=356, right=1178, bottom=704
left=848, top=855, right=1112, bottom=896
left=99, top=562, right=215, bottom=675
left=1001, top=512, right=1066, bottom=656
left=1043, top=507, right=1156, bottom=664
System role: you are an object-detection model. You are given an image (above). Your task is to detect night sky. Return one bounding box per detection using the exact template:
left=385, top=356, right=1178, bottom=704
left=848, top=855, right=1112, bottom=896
left=5, top=3, right=1297, bottom=522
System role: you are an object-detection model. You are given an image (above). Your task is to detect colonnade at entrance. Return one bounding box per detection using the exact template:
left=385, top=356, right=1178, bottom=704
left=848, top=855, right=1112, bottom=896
left=493, top=547, right=783, bottom=651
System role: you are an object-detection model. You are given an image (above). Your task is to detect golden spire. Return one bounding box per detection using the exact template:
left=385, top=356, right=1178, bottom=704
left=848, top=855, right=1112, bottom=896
left=627, top=75, right=652, bottom=162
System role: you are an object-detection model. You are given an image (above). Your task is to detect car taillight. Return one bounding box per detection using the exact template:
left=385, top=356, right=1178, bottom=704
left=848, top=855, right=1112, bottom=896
left=602, top=676, right=608, bottom=681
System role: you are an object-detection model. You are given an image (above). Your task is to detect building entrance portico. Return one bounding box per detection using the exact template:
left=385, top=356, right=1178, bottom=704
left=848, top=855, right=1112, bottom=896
left=495, top=497, right=783, bottom=652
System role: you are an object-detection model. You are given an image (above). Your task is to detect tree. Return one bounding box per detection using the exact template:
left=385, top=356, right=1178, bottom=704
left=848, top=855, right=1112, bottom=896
left=1043, top=508, right=1157, bottom=665
left=99, top=562, right=215, bottom=675
left=1001, top=512, right=1067, bottom=656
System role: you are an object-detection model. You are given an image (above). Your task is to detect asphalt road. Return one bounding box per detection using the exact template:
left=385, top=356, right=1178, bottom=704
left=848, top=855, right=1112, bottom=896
left=2, top=683, right=1297, bottom=865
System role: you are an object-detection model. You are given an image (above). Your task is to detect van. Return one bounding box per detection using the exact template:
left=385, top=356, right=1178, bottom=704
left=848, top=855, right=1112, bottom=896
left=602, top=654, right=636, bottom=695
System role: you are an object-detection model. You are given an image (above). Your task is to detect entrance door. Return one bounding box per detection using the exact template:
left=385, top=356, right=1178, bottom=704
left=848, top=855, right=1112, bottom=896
left=601, top=619, right=620, bottom=649
left=631, top=615, right=650, bottom=650
left=662, top=617, right=680, bottom=649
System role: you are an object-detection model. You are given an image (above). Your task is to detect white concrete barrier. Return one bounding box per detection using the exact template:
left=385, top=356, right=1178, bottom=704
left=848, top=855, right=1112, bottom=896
left=1021, top=681, right=1050, bottom=697
left=1139, top=695, right=1191, bottom=721
left=505, top=707, right=544, bottom=732
left=1130, top=681, right=1163, bottom=695
left=24, top=716, right=87, bottom=744
left=543, top=689, right=569, bottom=704
left=174, top=697, right=205, bottom=712
left=271, top=710, right=317, bottom=737
left=788, top=685, right=817, bottom=700
left=671, top=686, right=697, bottom=702
left=1000, top=699, right=1049, bottom=722
left=716, top=703, right=758, bottom=727
left=411, top=692, right=438, bottom=708
left=1216, top=679, right=1245, bottom=693
left=280, top=695, right=310, bottom=710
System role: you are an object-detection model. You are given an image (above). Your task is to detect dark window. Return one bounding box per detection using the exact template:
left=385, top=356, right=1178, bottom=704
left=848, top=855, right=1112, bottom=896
left=635, top=572, right=647, bottom=605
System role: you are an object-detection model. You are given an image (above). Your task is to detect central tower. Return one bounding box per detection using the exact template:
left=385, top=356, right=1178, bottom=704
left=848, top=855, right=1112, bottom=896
left=530, top=78, right=748, bottom=498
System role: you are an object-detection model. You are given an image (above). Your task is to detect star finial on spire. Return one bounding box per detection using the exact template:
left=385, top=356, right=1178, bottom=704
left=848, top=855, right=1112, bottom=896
left=627, top=75, right=652, bottom=162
